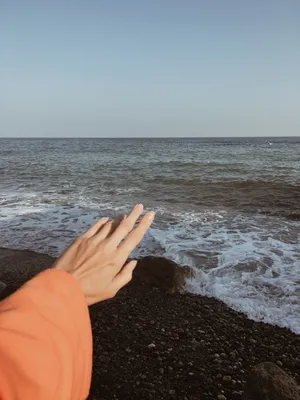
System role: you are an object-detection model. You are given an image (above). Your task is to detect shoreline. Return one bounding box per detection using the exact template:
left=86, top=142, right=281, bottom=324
left=1, top=247, right=300, bottom=399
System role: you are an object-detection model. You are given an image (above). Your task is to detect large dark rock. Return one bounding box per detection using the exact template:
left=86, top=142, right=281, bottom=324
left=0, top=248, right=54, bottom=300
left=133, top=256, right=195, bottom=293
left=243, top=362, right=300, bottom=400
left=0, top=247, right=53, bottom=286
left=0, top=280, right=6, bottom=297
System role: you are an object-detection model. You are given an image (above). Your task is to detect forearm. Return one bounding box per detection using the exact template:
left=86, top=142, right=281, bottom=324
left=0, top=269, right=92, bottom=400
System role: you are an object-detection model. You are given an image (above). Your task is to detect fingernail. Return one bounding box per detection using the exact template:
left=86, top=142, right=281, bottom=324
left=131, top=260, right=138, bottom=269
left=148, top=211, right=155, bottom=220
left=135, top=203, right=144, bottom=210
left=122, top=214, right=127, bottom=220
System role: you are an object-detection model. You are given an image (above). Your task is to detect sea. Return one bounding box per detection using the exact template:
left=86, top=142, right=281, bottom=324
left=1, top=137, right=300, bottom=333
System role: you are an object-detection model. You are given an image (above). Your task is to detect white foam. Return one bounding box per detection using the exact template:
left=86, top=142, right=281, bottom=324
left=137, top=212, right=300, bottom=334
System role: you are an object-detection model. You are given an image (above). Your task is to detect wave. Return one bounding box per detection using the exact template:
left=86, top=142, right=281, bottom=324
left=146, top=160, right=245, bottom=168
left=143, top=179, right=300, bottom=216
left=1, top=198, right=300, bottom=333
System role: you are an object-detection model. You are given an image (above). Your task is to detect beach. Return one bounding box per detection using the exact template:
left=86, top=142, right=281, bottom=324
left=1, top=137, right=300, bottom=398
left=1, top=137, right=300, bottom=333
left=1, top=248, right=300, bottom=400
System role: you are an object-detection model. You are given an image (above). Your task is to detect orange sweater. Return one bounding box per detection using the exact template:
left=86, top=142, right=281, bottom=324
left=0, top=269, right=92, bottom=400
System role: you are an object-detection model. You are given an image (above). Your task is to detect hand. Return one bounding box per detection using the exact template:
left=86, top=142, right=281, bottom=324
left=54, top=204, right=155, bottom=305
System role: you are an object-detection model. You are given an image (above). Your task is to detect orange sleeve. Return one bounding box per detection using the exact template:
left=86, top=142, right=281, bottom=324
left=0, top=269, right=92, bottom=400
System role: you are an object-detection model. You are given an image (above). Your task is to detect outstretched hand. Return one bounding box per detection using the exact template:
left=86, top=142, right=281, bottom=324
left=54, top=204, right=155, bottom=305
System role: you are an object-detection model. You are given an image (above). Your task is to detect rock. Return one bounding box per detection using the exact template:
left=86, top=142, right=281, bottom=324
left=133, top=256, right=195, bottom=293
left=0, top=280, right=6, bottom=295
left=243, top=362, right=300, bottom=400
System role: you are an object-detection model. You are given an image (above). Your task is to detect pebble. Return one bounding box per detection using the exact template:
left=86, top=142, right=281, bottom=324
left=277, top=360, right=283, bottom=367
left=148, top=343, right=156, bottom=349
left=158, top=368, right=164, bottom=374
left=223, top=375, right=232, bottom=382
left=217, top=395, right=227, bottom=400
left=169, top=389, right=175, bottom=395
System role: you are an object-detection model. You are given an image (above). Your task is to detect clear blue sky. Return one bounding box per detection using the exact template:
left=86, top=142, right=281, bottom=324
left=0, top=1, right=299, bottom=137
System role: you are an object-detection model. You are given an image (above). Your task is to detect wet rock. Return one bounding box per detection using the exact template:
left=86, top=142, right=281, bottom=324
left=243, top=362, right=300, bottom=400
left=133, top=256, right=195, bottom=293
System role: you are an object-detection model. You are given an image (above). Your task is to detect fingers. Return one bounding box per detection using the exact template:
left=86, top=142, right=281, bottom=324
left=111, top=260, right=137, bottom=292
left=80, top=217, right=109, bottom=239
left=117, top=211, right=155, bottom=264
left=111, top=214, right=126, bottom=233
left=92, top=214, right=126, bottom=244
left=93, top=220, right=114, bottom=242
left=108, top=204, right=144, bottom=247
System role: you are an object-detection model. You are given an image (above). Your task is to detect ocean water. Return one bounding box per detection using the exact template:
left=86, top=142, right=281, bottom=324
left=1, top=137, right=300, bottom=332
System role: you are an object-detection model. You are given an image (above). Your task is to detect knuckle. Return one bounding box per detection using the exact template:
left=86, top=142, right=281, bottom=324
left=140, top=219, right=150, bottom=230
left=111, top=255, right=120, bottom=267
left=122, top=218, right=134, bottom=231
left=76, top=236, right=87, bottom=245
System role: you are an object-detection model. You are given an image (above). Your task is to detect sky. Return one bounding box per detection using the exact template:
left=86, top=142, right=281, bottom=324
left=0, top=1, right=299, bottom=137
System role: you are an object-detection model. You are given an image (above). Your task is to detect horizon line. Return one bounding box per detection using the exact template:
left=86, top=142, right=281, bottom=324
left=0, top=135, right=299, bottom=139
